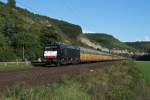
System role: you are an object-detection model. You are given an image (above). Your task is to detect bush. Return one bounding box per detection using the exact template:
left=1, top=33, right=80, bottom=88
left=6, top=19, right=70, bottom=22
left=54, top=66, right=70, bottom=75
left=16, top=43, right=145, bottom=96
left=2, top=61, right=150, bottom=100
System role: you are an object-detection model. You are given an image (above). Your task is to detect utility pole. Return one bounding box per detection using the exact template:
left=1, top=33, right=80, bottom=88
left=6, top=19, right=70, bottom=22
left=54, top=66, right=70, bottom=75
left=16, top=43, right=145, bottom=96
left=22, top=43, right=25, bottom=61
left=148, top=49, right=150, bottom=55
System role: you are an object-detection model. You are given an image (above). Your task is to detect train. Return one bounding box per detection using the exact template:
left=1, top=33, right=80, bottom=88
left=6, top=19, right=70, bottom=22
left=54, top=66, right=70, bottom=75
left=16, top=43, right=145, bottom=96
left=43, top=43, right=125, bottom=66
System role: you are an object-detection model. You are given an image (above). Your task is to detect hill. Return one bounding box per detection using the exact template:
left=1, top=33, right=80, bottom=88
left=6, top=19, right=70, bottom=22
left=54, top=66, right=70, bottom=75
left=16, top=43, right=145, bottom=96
left=85, top=33, right=134, bottom=51
left=1, top=1, right=149, bottom=61
left=0, top=1, right=83, bottom=61
left=125, top=41, right=150, bottom=53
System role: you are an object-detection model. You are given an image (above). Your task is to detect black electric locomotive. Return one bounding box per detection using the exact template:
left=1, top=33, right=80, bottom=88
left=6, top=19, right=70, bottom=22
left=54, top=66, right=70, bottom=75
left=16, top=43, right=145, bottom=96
left=43, top=43, right=80, bottom=65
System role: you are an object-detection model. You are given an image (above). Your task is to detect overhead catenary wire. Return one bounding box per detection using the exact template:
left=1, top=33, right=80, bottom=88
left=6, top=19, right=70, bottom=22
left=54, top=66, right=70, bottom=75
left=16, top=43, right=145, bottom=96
left=15, top=0, right=94, bottom=33
left=59, top=0, right=81, bottom=19
left=16, top=0, right=40, bottom=14
left=59, top=0, right=90, bottom=32
left=16, top=0, right=84, bottom=22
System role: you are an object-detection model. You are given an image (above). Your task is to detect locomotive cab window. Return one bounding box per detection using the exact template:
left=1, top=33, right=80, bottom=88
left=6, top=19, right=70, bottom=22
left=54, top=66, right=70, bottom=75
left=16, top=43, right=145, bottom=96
left=45, top=46, right=57, bottom=51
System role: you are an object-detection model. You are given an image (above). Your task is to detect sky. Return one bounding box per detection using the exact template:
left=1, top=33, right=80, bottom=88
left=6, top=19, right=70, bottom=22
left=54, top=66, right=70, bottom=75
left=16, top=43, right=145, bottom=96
left=1, top=0, right=150, bottom=42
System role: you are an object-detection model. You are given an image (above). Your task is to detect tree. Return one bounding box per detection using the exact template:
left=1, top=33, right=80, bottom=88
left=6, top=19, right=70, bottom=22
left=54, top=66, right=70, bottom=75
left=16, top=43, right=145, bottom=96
left=7, top=0, right=16, bottom=8
left=13, top=32, right=42, bottom=60
left=0, top=33, right=16, bottom=61
left=40, top=26, right=62, bottom=45
left=2, top=12, right=19, bottom=44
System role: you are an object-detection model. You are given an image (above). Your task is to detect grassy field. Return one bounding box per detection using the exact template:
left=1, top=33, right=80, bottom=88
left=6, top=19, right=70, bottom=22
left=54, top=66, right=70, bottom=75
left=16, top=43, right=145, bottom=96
left=135, top=61, right=150, bottom=81
left=1, top=61, right=150, bottom=100
left=0, top=62, right=32, bottom=71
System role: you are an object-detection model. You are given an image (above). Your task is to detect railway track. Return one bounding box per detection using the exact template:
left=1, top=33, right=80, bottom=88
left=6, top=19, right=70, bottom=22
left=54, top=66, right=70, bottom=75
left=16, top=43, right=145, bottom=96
left=0, top=61, right=120, bottom=92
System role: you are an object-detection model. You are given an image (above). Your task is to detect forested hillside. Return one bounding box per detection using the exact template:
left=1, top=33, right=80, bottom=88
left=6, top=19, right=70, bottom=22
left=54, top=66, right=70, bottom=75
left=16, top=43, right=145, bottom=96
left=126, top=42, right=150, bottom=53
left=0, top=1, right=82, bottom=61
left=85, top=33, right=134, bottom=51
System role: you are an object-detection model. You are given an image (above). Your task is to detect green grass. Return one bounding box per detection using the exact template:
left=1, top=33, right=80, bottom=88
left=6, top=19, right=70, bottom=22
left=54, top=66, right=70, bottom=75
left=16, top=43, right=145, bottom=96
left=1, top=61, right=150, bottom=100
left=135, top=61, right=150, bottom=81
left=0, top=63, right=32, bottom=71
left=1, top=78, right=91, bottom=100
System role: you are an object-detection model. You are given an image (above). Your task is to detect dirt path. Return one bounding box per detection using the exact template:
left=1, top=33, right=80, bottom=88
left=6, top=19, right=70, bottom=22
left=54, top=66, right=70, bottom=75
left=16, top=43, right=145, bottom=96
left=0, top=62, right=118, bottom=91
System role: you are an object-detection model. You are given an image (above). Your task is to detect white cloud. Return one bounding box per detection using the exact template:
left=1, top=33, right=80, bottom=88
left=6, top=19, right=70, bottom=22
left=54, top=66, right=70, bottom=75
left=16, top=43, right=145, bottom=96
left=144, top=36, right=150, bottom=41
left=83, top=30, right=96, bottom=33
left=135, top=36, right=150, bottom=42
